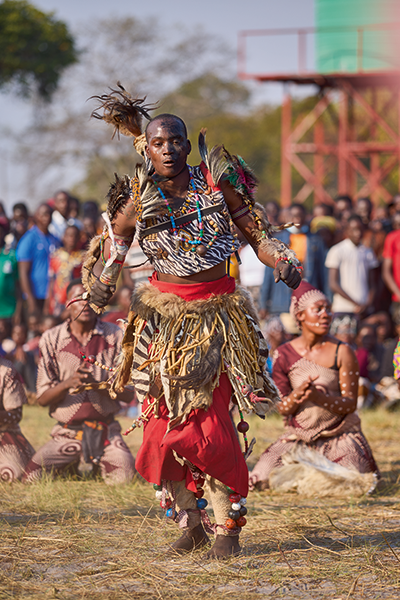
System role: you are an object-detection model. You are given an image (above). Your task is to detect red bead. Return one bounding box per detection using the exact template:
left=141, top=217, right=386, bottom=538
left=236, top=516, right=247, bottom=527
left=237, top=421, right=250, bottom=434
left=87, top=355, right=96, bottom=364
left=229, top=493, right=241, bottom=504
left=225, top=518, right=237, bottom=530
left=194, top=489, right=204, bottom=498
left=160, top=499, right=172, bottom=509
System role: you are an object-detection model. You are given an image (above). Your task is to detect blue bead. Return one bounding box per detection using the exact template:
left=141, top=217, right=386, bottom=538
left=197, top=498, right=208, bottom=509
left=166, top=508, right=174, bottom=518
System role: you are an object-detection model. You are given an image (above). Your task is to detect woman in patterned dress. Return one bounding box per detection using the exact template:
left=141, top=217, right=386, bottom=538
left=249, top=281, right=378, bottom=491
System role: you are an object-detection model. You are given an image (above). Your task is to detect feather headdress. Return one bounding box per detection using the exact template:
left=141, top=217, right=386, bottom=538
left=90, top=83, right=157, bottom=144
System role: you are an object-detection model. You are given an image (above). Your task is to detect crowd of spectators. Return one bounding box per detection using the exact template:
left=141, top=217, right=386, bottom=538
left=240, top=193, right=400, bottom=410
left=0, top=190, right=400, bottom=412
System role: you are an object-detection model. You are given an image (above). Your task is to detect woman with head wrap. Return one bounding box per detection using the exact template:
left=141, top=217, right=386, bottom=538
left=249, top=281, right=378, bottom=496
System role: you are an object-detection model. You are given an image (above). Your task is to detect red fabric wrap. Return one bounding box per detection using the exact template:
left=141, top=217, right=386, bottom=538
left=135, top=274, right=249, bottom=497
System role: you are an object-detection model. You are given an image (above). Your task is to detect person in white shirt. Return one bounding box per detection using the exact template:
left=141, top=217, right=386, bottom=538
left=325, top=214, right=378, bottom=317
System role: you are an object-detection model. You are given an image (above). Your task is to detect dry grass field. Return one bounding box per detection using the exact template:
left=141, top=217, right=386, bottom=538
left=1, top=405, right=400, bottom=600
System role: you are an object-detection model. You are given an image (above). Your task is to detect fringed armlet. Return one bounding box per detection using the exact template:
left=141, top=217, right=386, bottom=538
left=81, top=174, right=136, bottom=313
left=198, top=131, right=301, bottom=271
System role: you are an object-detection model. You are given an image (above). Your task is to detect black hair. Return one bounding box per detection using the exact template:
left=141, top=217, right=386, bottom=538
left=145, top=113, right=188, bottom=141
left=290, top=203, right=307, bottom=214
left=64, top=224, right=80, bottom=234
left=357, top=196, right=372, bottom=210
left=319, top=203, right=334, bottom=217
left=335, top=195, right=353, bottom=206
left=347, top=213, right=364, bottom=227
left=12, top=202, right=28, bottom=215
left=66, top=278, right=83, bottom=297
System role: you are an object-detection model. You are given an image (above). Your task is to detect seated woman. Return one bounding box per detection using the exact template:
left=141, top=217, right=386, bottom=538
left=249, top=281, right=379, bottom=496
left=0, top=357, right=34, bottom=481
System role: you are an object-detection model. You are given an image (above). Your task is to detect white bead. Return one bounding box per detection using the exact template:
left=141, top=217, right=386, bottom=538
left=342, top=383, right=347, bottom=387
left=342, top=398, right=346, bottom=402
left=324, top=403, right=328, bottom=407
left=342, top=372, right=347, bottom=376
left=351, top=382, right=355, bottom=386
left=155, top=491, right=163, bottom=499
left=231, top=503, right=241, bottom=511
left=349, top=371, right=353, bottom=375
left=240, top=498, right=247, bottom=506
left=355, top=372, right=359, bottom=376
left=339, top=407, right=342, bottom=411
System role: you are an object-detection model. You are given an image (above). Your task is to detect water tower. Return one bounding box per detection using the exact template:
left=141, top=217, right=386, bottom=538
left=238, top=0, right=400, bottom=205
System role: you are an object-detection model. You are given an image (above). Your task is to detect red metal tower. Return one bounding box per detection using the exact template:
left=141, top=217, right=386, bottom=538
left=238, top=24, right=400, bottom=206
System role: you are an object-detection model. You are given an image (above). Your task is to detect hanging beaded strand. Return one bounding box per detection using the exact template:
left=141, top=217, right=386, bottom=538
left=156, top=168, right=210, bottom=256
left=79, top=351, right=114, bottom=372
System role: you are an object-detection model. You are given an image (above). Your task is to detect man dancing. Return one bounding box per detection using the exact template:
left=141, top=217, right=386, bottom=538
left=80, top=87, right=301, bottom=557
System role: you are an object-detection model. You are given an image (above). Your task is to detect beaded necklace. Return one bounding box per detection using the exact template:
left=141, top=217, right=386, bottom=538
left=156, top=168, right=215, bottom=256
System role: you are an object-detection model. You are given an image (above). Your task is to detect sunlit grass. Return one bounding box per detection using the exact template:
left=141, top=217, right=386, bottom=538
left=0, top=405, right=399, bottom=598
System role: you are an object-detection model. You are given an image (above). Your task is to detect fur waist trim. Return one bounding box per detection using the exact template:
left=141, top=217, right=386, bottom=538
left=110, top=282, right=279, bottom=428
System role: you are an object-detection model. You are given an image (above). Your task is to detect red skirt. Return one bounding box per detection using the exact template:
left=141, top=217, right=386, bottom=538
left=135, top=273, right=249, bottom=498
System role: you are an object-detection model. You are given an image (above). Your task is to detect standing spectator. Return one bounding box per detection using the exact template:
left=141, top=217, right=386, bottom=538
left=122, top=239, right=153, bottom=290
left=333, top=195, right=353, bottom=222
left=45, top=225, right=84, bottom=317
left=276, top=204, right=329, bottom=295
left=68, top=196, right=81, bottom=221
left=333, top=195, right=353, bottom=243
left=238, top=241, right=266, bottom=310
left=325, top=215, right=378, bottom=319
left=102, top=286, right=132, bottom=327
left=355, top=197, right=372, bottom=228
left=264, top=201, right=280, bottom=226
left=0, top=222, right=21, bottom=323
left=382, top=212, right=400, bottom=314
left=17, top=204, right=59, bottom=316
left=7, top=323, right=37, bottom=393
left=23, top=280, right=135, bottom=484
left=48, top=190, right=81, bottom=241
left=259, top=232, right=293, bottom=319
left=0, top=357, right=35, bottom=481
left=7, top=203, right=29, bottom=250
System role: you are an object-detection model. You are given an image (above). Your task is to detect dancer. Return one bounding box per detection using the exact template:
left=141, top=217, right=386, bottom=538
left=0, top=357, right=34, bottom=481
left=249, top=281, right=378, bottom=496
left=79, top=87, right=302, bottom=557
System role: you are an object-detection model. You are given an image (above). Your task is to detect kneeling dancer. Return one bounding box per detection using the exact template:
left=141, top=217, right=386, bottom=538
left=81, top=87, right=301, bottom=557
left=0, top=357, right=34, bottom=482
left=249, top=281, right=379, bottom=496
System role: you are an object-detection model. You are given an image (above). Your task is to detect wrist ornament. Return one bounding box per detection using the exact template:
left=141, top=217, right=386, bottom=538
left=99, top=212, right=133, bottom=286
left=274, top=256, right=303, bottom=274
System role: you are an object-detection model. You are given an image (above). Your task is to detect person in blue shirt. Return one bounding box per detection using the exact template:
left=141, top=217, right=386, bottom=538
left=17, top=204, right=60, bottom=316
left=259, top=205, right=330, bottom=320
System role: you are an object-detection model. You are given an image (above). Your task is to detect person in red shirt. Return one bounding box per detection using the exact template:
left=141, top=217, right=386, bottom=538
left=382, top=212, right=400, bottom=312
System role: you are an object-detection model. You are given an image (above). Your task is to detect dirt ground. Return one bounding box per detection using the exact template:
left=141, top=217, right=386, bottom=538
left=1, top=406, right=399, bottom=600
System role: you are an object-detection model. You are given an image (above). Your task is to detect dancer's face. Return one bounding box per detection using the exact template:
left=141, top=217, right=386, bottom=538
left=298, top=300, right=332, bottom=334
left=145, top=118, right=191, bottom=179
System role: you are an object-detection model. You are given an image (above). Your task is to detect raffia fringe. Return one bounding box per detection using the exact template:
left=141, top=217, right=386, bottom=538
left=110, top=283, right=280, bottom=426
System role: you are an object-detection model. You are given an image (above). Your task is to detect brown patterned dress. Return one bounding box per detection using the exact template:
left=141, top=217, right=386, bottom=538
left=0, top=358, right=34, bottom=482
left=249, top=342, right=378, bottom=490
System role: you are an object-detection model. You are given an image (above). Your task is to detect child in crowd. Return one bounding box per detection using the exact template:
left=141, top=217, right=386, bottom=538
left=8, top=323, right=37, bottom=393
left=45, top=225, right=85, bottom=317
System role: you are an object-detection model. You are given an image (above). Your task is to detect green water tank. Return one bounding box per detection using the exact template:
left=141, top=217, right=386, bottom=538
left=315, top=0, right=399, bottom=73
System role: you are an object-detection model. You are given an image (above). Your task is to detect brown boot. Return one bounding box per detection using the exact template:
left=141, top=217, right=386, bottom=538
left=170, top=523, right=210, bottom=554
left=206, top=534, right=241, bottom=559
